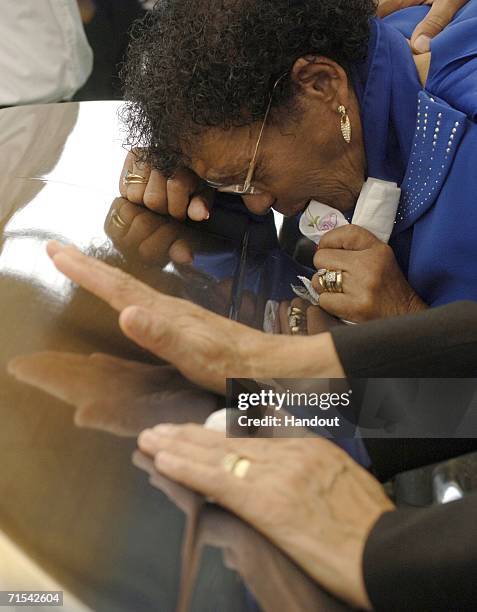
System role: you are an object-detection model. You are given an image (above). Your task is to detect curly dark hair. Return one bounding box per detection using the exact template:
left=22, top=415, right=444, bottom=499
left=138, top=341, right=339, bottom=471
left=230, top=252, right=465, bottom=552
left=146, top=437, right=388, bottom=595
left=121, top=0, right=377, bottom=176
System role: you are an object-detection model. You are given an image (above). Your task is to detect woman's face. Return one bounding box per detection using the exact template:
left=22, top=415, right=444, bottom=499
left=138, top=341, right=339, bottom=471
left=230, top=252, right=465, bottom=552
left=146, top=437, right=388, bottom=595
left=189, top=61, right=367, bottom=217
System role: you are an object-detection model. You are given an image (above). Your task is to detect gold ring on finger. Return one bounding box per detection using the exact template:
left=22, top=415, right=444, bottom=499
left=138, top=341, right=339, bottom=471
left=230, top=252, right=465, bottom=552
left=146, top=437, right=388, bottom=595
left=110, top=210, right=128, bottom=230
left=326, top=270, right=344, bottom=293
left=123, top=170, right=148, bottom=186
left=222, top=452, right=251, bottom=479
left=318, top=269, right=344, bottom=293
left=287, top=306, right=307, bottom=335
left=335, top=271, right=344, bottom=293
left=318, top=275, right=326, bottom=291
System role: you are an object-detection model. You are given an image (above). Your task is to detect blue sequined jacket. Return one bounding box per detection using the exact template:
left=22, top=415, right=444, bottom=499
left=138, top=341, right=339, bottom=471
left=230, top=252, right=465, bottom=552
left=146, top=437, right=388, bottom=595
left=354, top=2, right=477, bottom=306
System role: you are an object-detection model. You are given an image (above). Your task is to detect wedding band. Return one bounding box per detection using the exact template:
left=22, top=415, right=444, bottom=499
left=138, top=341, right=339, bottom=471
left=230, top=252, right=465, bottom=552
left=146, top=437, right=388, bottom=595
left=233, top=458, right=251, bottom=478
left=223, top=452, right=239, bottom=473
left=123, top=170, right=148, bottom=185
left=335, top=271, right=344, bottom=293
left=222, top=452, right=251, bottom=479
left=111, top=210, right=128, bottom=230
left=317, top=269, right=344, bottom=293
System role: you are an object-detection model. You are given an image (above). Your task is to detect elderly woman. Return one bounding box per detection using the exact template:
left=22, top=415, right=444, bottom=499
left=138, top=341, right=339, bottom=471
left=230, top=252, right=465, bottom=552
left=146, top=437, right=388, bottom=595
left=118, top=0, right=477, bottom=323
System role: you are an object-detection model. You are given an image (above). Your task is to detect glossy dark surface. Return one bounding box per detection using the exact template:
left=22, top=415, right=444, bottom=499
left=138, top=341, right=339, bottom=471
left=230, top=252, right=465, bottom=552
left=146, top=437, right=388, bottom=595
left=0, top=102, right=345, bottom=612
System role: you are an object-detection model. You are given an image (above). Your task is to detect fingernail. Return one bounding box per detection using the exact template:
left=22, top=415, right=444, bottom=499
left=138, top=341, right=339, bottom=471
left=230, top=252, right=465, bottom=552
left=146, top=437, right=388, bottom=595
left=188, top=199, right=210, bottom=222
left=414, top=34, right=431, bottom=54
left=138, top=430, right=160, bottom=452
left=7, top=366, right=19, bottom=379
left=153, top=424, right=175, bottom=436
left=6, top=356, right=20, bottom=376
left=154, top=451, right=172, bottom=469
left=73, top=411, right=86, bottom=428
left=46, top=240, right=63, bottom=256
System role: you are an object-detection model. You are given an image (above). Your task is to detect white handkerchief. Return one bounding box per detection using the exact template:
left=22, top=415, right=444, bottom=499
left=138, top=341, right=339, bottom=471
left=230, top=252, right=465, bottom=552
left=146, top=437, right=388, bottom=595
left=299, top=201, right=348, bottom=244
left=299, top=178, right=401, bottom=245
left=291, top=276, right=320, bottom=306
left=352, top=178, right=401, bottom=244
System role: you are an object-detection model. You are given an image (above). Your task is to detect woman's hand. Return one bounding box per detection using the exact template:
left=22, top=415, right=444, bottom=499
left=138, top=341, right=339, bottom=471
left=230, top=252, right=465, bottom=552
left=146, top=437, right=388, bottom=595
left=106, top=197, right=195, bottom=264
left=133, top=454, right=350, bottom=612
left=312, top=225, right=427, bottom=322
left=119, top=150, right=214, bottom=222
left=134, top=453, right=346, bottom=611
left=46, top=241, right=345, bottom=394
left=378, top=0, right=469, bottom=54
left=137, top=424, right=395, bottom=609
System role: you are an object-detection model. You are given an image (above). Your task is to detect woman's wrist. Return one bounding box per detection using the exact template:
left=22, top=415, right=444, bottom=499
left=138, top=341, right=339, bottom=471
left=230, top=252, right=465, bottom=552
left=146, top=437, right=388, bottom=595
left=295, top=333, right=347, bottom=378
left=408, top=291, right=428, bottom=315
left=245, top=332, right=346, bottom=380
left=292, top=521, right=374, bottom=610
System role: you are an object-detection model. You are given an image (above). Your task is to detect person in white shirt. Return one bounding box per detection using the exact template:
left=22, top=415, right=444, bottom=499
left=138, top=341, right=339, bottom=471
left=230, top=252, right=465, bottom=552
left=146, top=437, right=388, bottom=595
left=0, top=1, right=93, bottom=107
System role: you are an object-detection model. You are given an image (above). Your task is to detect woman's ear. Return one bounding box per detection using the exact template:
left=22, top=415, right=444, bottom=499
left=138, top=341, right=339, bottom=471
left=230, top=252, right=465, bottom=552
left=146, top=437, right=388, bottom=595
left=291, top=56, right=350, bottom=107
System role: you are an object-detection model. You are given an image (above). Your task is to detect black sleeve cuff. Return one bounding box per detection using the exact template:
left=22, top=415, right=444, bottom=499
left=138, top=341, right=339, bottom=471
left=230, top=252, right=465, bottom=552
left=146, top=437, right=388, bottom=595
left=330, top=302, right=477, bottom=480
left=330, top=301, right=477, bottom=379
left=364, top=495, right=477, bottom=610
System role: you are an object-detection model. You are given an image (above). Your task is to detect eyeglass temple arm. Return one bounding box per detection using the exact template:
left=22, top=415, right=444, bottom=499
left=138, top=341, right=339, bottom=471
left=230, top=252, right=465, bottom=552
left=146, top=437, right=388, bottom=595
left=243, top=73, right=288, bottom=191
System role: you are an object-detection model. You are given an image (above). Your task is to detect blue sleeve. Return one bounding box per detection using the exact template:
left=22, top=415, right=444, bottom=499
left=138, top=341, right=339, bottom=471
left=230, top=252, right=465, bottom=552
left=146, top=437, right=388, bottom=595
left=383, top=5, right=430, bottom=39
left=426, top=1, right=477, bottom=121
left=384, top=1, right=477, bottom=121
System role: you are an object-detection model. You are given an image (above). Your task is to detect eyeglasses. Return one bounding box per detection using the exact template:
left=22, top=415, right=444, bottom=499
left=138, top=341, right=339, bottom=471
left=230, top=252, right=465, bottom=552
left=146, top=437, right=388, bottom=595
left=205, top=73, right=287, bottom=196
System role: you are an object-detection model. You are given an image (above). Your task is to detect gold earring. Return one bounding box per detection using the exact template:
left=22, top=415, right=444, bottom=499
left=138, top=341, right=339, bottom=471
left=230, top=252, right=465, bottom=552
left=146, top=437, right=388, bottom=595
left=338, top=105, right=351, bottom=144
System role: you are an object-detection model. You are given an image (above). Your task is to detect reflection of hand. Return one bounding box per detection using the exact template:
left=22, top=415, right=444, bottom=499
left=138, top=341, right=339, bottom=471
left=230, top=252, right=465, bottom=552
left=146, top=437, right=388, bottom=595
left=119, top=150, right=214, bottom=222
left=277, top=298, right=344, bottom=336
left=312, top=225, right=427, bottom=322
left=106, top=197, right=194, bottom=264
left=133, top=452, right=348, bottom=611
left=46, top=241, right=345, bottom=395
left=8, top=352, right=217, bottom=436
left=133, top=450, right=204, bottom=514
left=377, top=0, right=469, bottom=54
left=197, top=508, right=350, bottom=612
left=138, top=425, right=394, bottom=610
left=132, top=450, right=205, bottom=612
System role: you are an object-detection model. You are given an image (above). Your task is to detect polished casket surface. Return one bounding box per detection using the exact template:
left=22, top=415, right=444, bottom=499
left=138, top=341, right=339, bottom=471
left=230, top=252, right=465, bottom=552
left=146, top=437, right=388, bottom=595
left=0, top=102, right=347, bottom=612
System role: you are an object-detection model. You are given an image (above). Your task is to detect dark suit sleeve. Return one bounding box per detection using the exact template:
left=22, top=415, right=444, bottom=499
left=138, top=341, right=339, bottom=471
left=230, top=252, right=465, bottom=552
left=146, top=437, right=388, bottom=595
left=330, top=301, right=477, bottom=379
left=330, top=301, right=477, bottom=480
left=363, top=492, right=477, bottom=611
